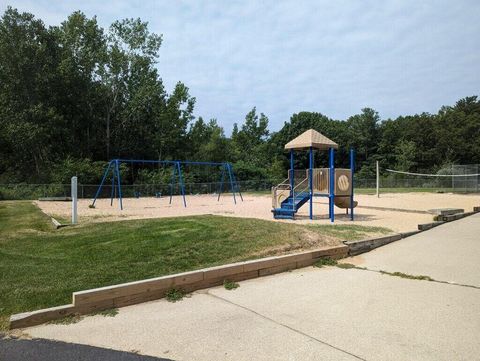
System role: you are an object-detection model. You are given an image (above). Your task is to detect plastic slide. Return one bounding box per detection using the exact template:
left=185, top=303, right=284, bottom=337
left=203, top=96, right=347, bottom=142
left=334, top=196, right=358, bottom=209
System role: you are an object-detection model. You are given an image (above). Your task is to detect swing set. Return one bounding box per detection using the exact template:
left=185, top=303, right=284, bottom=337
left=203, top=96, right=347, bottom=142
left=91, top=159, right=243, bottom=210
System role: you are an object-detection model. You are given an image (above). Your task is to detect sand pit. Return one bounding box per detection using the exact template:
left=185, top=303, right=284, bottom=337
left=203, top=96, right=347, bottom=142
left=35, top=192, right=480, bottom=233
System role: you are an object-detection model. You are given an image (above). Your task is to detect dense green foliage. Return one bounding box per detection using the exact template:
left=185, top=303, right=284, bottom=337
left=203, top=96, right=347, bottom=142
left=1, top=7, right=479, bottom=185
left=0, top=201, right=390, bottom=330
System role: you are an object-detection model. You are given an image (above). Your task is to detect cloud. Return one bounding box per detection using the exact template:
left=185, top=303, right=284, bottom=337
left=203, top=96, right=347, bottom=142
left=2, top=0, right=480, bottom=133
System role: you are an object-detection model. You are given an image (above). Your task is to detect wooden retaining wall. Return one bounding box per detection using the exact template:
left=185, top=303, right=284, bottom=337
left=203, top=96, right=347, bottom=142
left=10, top=245, right=348, bottom=329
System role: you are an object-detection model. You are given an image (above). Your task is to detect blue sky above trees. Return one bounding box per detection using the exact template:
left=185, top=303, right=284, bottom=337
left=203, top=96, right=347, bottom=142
left=4, top=0, right=480, bottom=133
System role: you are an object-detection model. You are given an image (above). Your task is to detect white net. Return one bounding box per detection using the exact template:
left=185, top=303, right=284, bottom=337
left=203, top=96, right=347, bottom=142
left=383, top=164, right=480, bottom=193
left=451, top=164, right=480, bottom=193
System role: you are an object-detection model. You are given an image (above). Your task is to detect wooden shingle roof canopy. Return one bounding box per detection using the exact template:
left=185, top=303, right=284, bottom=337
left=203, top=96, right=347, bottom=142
left=284, top=129, right=338, bottom=150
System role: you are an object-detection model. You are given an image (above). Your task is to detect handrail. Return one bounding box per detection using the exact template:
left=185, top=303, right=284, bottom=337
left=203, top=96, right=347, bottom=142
left=292, top=177, right=309, bottom=209
left=272, top=177, right=291, bottom=208
left=293, top=177, right=308, bottom=192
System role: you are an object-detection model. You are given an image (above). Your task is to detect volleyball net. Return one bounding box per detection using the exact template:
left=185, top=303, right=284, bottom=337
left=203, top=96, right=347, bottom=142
left=356, top=164, right=480, bottom=194
left=378, top=164, right=480, bottom=193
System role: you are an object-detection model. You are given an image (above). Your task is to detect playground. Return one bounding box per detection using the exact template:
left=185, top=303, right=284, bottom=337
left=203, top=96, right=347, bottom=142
left=36, top=192, right=479, bottom=232
left=3, top=128, right=480, bottom=333
left=35, top=129, right=480, bottom=233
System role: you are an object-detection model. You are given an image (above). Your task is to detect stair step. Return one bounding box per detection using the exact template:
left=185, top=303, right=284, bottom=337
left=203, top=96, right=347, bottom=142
left=273, top=208, right=296, bottom=214
left=274, top=214, right=294, bottom=220
left=274, top=192, right=310, bottom=220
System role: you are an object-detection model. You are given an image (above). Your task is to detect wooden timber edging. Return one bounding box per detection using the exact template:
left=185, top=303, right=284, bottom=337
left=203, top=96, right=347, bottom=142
left=10, top=206, right=480, bottom=330
left=50, top=217, right=64, bottom=229
left=419, top=207, right=479, bottom=231
left=9, top=245, right=348, bottom=329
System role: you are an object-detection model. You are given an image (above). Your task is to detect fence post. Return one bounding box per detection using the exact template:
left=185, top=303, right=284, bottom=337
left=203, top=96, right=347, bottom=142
left=71, top=176, right=78, bottom=224
left=376, top=161, right=380, bottom=198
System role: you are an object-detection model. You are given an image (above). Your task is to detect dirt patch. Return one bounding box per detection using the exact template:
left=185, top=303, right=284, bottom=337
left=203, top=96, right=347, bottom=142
left=252, top=229, right=342, bottom=258
left=34, top=192, right=480, bottom=233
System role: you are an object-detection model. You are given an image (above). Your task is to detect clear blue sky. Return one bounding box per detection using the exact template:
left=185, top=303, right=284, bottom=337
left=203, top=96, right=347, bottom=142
left=3, top=0, right=480, bottom=133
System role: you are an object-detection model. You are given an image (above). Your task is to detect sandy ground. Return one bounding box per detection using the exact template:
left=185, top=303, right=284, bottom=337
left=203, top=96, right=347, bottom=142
left=35, top=192, right=480, bottom=233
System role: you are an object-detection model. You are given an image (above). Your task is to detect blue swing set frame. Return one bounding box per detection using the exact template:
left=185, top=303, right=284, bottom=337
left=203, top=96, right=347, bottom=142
left=92, top=159, right=243, bottom=210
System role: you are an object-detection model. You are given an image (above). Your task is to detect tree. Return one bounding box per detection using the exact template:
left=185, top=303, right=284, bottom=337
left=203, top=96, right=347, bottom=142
left=346, top=108, right=379, bottom=162
left=98, top=17, right=163, bottom=159
left=231, top=108, right=271, bottom=179
left=53, top=11, right=106, bottom=158
left=232, top=107, right=269, bottom=159
left=394, top=140, right=417, bottom=171
left=0, top=7, right=60, bottom=179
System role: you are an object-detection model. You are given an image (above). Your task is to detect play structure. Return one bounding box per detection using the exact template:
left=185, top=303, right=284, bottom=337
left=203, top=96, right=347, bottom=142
left=92, top=159, right=242, bottom=210
left=272, top=129, right=357, bottom=221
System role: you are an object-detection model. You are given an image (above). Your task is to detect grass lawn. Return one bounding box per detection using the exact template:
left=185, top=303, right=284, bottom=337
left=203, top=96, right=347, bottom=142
left=0, top=201, right=391, bottom=331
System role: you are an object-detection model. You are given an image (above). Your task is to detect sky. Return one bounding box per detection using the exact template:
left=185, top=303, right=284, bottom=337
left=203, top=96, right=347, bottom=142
left=2, top=0, right=480, bottom=133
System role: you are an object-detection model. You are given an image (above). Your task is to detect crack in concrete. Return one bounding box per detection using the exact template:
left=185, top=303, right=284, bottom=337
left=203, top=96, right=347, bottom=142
left=338, top=265, right=480, bottom=290
left=206, top=291, right=367, bottom=361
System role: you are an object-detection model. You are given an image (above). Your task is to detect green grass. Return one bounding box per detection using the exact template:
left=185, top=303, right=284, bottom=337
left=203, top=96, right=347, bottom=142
left=48, top=314, right=83, bottom=325
left=165, top=288, right=186, bottom=302
left=0, top=200, right=391, bottom=331
left=90, top=308, right=119, bottom=317
left=48, top=308, right=119, bottom=326
left=335, top=263, right=434, bottom=280
left=0, top=201, right=53, bottom=238
left=223, top=279, right=240, bottom=290
left=336, top=263, right=365, bottom=270
left=379, top=270, right=434, bottom=281
left=314, top=257, right=338, bottom=268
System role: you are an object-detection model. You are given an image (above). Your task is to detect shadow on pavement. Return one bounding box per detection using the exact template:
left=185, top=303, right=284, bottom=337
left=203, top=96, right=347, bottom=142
left=0, top=337, right=174, bottom=361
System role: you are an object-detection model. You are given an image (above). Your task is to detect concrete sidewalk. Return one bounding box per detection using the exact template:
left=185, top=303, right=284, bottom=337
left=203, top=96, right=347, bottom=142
left=349, top=212, right=480, bottom=287
left=24, top=214, right=480, bottom=361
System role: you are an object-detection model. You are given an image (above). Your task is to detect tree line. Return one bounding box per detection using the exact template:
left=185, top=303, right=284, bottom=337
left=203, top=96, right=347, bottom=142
left=1, top=7, right=479, bottom=186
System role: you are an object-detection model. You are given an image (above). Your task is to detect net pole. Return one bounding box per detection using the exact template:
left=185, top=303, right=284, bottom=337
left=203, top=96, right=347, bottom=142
left=71, top=176, right=78, bottom=224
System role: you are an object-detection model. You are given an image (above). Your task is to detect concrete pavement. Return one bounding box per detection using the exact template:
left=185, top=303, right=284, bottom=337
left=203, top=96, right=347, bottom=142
left=23, top=214, right=480, bottom=361
left=349, top=212, right=480, bottom=287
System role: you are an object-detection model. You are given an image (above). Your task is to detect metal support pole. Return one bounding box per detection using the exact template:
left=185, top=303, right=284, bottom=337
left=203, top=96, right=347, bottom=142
left=176, top=162, right=187, bottom=207
left=329, top=147, right=335, bottom=223
left=227, top=163, right=237, bottom=204
left=169, top=164, right=176, bottom=204
left=92, top=161, right=113, bottom=207
left=217, top=165, right=226, bottom=201
left=350, top=148, right=355, bottom=221
left=115, top=160, right=123, bottom=210
left=230, top=163, right=243, bottom=201
left=110, top=167, right=116, bottom=206
left=309, top=147, right=313, bottom=220
left=71, top=176, right=78, bottom=224
left=290, top=149, right=294, bottom=197
left=376, top=160, right=380, bottom=198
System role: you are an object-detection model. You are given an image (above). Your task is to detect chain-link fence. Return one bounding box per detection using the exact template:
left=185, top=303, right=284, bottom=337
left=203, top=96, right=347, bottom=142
left=356, top=177, right=455, bottom=191
left=452, top=164, right=480, bottom=193
left=2, top=165, right=479, bottom=200
left=0, top=180, right=273, bottom=201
